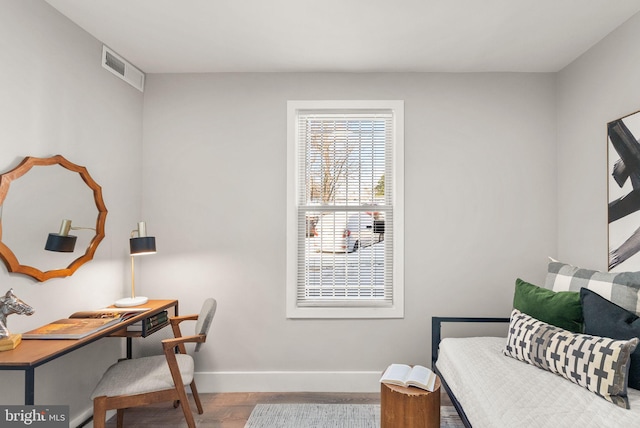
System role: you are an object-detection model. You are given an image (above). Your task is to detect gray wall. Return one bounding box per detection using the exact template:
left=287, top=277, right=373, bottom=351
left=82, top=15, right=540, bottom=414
left=139, top=72, right=557, bottom=391
left=557, top=12, right=640, bottom=270
left=0, top=1, right=143, bottom=425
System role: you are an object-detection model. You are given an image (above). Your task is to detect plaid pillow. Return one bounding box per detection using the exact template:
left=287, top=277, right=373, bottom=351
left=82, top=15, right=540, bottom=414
left=504, top=309, right=638, bottom=409
left=545, top=261, right=640, bottom=316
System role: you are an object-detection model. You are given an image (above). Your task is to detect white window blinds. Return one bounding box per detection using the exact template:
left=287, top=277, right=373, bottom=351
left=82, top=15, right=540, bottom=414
left=295, top=109, right=394, bottom=307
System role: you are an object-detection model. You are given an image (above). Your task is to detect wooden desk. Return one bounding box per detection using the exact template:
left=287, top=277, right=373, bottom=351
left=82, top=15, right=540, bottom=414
left=0, top=299, right=178, bottom=405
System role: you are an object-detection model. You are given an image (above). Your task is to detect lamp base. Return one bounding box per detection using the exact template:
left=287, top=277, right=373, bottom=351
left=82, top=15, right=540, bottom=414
left=114, top=296, right=149, bottom=307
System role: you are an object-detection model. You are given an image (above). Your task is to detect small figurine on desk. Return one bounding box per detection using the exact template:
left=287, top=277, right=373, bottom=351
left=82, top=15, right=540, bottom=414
left=0, top=288, right=35, bottom=350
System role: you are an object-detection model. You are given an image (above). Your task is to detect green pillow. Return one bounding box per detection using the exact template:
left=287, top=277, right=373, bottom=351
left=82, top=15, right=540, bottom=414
left=513, top=278, right=583, bottom=332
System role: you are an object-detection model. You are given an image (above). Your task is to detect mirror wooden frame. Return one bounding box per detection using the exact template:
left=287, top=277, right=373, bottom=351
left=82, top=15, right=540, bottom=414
left=0, top=155, right=108, bottom=281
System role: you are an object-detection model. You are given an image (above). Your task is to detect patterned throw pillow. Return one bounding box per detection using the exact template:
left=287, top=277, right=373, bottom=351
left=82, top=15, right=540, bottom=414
left=545, top=260, right=640, bottom=316
left=503, top=309, right=638, bottom=409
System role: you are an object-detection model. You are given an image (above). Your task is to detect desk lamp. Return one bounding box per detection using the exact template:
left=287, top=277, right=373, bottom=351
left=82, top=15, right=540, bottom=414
left=115, top=221, right=156, bottom=307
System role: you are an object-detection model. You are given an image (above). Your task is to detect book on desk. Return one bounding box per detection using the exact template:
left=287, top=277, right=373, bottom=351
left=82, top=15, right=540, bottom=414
left=22, top=308, right=149, bottom=340
left=126, top=310, right=169, bottom=337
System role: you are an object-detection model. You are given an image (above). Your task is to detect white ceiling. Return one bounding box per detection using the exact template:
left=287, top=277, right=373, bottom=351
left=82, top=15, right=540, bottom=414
left=44, top=0, right=640, bottom=74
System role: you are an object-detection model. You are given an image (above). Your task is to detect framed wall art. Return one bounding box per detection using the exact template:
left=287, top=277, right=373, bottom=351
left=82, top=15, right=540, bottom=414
left=608, top=110, right=640, bottom=271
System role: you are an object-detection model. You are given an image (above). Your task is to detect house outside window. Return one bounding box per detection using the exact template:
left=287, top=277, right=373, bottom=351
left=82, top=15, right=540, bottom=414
left=286, top=100, right=404, bottom=318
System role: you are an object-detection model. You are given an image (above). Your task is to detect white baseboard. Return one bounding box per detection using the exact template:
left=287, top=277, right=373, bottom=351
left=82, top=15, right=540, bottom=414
left=194, top=370, right=382, bottom=393
left=70, top=408, right=115, bottom=428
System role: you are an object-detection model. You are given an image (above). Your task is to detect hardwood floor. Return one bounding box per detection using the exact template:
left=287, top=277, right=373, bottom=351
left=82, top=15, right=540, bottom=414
left=89, top=391, right=453, bottom=428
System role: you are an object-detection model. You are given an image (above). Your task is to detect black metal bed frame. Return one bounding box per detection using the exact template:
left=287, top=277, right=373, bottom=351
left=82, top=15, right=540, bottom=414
left=431, top=316, right=510, bottom=428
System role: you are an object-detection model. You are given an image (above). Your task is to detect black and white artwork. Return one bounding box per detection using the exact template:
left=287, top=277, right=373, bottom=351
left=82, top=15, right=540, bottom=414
left=608, top=110, right=640, bottom=271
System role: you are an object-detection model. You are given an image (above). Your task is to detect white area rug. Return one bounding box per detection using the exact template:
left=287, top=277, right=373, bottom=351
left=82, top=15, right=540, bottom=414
left=245, top=404, right=379, bottom=428
left=244, top=403, right=464, bottom=428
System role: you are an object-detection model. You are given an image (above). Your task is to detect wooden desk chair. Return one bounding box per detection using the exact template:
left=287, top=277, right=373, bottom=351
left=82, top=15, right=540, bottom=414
left=91, top=298, right=217, bottom=428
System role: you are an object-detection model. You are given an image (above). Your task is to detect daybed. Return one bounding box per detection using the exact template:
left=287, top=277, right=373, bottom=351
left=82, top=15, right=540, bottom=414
left=432, top=261, right=640, bottom=428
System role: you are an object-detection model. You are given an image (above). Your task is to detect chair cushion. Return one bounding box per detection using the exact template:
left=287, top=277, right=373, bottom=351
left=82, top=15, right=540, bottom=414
left=195, top=298, right=217, bottom=352
left=91, top=354, right=194, bottom=399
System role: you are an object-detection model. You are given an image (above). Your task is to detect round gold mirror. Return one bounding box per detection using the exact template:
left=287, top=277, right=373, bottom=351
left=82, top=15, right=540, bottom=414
left=0, top=155, right=107, bottom=281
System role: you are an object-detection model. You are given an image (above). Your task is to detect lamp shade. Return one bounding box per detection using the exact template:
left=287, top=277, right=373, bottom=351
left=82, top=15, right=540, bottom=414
left=130, top=236, right=156, bottom=255
left=45, top=233, right=77, bottom=252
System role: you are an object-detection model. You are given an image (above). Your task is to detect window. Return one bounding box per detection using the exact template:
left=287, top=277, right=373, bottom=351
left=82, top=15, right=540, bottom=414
left=286, top=100, right=404, bottom=318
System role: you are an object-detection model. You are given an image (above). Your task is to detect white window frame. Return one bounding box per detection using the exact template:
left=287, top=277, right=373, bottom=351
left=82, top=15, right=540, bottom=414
left=286, top=100, right=404, bottom=319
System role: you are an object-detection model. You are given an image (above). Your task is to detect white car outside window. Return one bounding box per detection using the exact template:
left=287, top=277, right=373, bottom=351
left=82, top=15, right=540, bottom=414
left=313, top=212, right=382, bottom=253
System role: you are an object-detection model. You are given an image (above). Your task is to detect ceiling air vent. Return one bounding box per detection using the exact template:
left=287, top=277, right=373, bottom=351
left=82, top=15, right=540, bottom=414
left=101, top=45, right=145, bottom=92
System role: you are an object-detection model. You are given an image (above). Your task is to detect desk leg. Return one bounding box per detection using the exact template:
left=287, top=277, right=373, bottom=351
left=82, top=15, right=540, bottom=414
left=25, top=368, right=35, bottom=405
left=127, top=337, right=133, bottom=359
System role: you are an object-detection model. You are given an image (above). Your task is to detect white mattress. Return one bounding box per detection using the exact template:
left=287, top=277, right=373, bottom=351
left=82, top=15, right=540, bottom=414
left=436, top=336, right=640, bottom=428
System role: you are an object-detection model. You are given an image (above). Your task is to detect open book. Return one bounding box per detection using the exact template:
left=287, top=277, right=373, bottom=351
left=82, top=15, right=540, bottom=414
left=68, top=308, right=149, bottom=320
left=22, top=308, right=149, bottom=340
left=380, top=363, right=437, bottom=392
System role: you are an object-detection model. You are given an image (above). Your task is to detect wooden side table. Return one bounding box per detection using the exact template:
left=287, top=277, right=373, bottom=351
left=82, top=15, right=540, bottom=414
left=381, top=375, right=441, bottom=428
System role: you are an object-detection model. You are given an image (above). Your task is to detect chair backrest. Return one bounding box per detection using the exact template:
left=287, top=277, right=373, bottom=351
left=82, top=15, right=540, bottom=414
left=194, top=298, right=216, bottom=352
